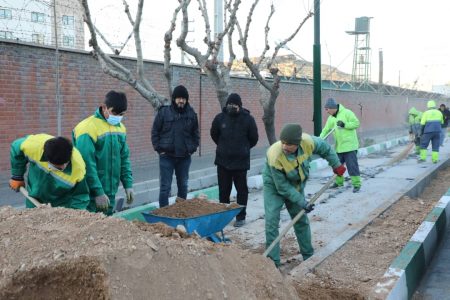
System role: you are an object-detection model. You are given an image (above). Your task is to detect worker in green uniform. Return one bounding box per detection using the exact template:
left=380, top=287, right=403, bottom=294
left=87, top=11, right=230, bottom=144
left=263, top=123, right=346, bottom=267
left=408, top=107, right=423, bottom=154
left=419, top=100, right=444, bottom=163
left=320, top=98, right=362, bottom=193
left=73, top=90, right=134, bottom=215
left=9, top=134, right=89, bottom=209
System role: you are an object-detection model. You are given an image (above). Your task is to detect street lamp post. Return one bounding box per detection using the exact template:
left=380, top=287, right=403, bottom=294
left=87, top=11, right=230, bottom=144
left=313, top=0, right=322, bottom=136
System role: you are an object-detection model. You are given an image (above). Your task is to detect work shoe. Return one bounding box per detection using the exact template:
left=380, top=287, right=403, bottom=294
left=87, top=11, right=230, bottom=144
left=353, top=186, right=361, bottom=193
left=234, top=220, right=245, bottom=228
left=330, top=183, right=343, bottom=189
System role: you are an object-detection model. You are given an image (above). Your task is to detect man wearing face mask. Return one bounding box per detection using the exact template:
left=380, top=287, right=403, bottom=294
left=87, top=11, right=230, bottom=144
left=210, top=93, right=259, bottom=227
left=73, top=90, right=134, bottom=215
left=9, top=134, right=90, bottom=209
left=151, top=85, right=199, bottom=207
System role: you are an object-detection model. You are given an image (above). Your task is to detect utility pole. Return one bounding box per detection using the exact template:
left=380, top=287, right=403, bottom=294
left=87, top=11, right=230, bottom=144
left=214, top=0, right=224, bottom=62
left=313, top=0, right=322, bottom=136
left=53, top=0, right=61, bottom=136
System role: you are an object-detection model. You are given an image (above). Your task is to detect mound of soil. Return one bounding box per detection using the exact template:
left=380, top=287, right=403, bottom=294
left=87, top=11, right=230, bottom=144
left=0, top=206, right=297, bottom=299
left=151, top=198, right=241, bottom=218
left=294, top=167, right=450, bottom=299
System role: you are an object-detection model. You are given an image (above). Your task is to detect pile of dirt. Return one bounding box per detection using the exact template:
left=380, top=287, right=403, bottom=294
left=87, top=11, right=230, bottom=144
left=151, top=198, right=241, bottom=218
left=0, top=206, right=298, bottom=299
left=294, top=167, right=450, bottom=298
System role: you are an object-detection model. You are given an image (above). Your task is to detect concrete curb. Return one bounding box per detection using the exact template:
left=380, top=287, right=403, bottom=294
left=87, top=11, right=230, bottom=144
left=372, top=189, right=450, bottom=300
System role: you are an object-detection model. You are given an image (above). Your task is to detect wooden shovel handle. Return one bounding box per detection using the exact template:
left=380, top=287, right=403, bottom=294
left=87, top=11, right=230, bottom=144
left=19, top=187, right=46, bottom=208
left=263, top=175, right=337, bottom=257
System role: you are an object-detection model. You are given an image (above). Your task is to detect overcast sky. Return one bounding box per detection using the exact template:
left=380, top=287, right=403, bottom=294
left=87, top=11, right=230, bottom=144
left=88, top=0, right=450, bottom=91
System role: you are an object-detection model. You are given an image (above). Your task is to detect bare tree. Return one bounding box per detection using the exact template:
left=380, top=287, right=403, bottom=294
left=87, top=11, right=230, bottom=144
left=176, top=0, right=241, bottom=107
left=233, top=1, right=313, bottom=144
left=79, top=0, right=184, bottom=108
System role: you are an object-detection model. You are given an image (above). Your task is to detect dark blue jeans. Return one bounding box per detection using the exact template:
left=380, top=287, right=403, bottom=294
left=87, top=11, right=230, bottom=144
left=158, top=155, right=191, bottom=207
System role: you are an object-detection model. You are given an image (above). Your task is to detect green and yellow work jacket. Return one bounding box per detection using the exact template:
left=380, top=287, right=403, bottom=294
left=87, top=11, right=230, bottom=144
left=319, top=104, right=360, bottom=153
left=10, top=134, right=89, bottom=209
left=73, top=108, right=133, bottom=200
left=262, top=134, right=341, bottom=206
left=408, top=107, right=422, bottom=134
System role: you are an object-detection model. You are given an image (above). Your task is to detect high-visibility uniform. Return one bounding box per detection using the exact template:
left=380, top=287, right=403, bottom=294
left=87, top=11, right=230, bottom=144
left=319, top=104, right=361, bottom=188
left=262, top=134, right=340, bottom=266
left=420, top=100, right=443, bottom=163
left=10, top=134, right=89, bottom=209
left=73, top=108, right=133, bottom=215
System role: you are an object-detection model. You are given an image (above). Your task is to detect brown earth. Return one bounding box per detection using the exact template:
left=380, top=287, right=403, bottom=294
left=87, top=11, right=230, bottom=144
left=0, top=207, right=298, bottom=300
left=293, top=167, right=450, bottom=299
left=151, top=198, right=241, bottom=218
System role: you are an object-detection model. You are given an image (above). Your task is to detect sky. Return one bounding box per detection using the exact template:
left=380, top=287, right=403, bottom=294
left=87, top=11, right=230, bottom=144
left=87, top=0, right=450, bottom=92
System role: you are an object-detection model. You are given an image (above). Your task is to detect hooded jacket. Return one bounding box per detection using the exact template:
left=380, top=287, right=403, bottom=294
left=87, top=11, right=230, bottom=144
left=151, top=102, right=199, bottom=157
left=210, top=107, right=259, bottom=170
left=319, top=104, right=360, bottom=153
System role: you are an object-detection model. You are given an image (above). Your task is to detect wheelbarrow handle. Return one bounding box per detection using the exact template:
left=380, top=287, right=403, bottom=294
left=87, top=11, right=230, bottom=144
left=263, top=175, right=337, bottom=258
left=19, top=187, right=46, bottom=208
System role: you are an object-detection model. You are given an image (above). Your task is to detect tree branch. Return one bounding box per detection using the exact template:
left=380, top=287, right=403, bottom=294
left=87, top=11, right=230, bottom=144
left=164, top=1, right=184, bottom=97
left=80, top=0, right=166, bottom=108
left=268, top=10, right=313, bottom=70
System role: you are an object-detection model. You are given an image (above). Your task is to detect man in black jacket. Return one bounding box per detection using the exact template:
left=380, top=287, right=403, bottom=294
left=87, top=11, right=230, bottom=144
left=210, top=93, right=259, bottom=227
left=151, top=85, right=200, bottom=207
left=439, top=104, right=450, bottom=146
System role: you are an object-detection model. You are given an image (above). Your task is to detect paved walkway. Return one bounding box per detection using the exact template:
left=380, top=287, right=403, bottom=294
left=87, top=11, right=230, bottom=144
left=415, top=224, right=450, bottom=299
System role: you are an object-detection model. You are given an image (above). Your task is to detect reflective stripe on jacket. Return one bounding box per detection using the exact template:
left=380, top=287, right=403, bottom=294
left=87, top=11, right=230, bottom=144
left=10, top=134, right=89, bottom=208
left=73, top=108, right=133, bottom=197
left=262, top=134, right=340, bottom=205
left=421, top=108, right=444, bottom=134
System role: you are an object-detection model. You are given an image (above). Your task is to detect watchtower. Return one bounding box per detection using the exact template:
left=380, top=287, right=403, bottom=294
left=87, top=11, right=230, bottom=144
left=346, top=17, right=372, bottom=84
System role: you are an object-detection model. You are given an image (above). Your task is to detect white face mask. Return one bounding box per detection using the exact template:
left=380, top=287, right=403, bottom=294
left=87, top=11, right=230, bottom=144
left=48, top=162, right=68, bottom=171
left=107, top=115, right=123, bottom=125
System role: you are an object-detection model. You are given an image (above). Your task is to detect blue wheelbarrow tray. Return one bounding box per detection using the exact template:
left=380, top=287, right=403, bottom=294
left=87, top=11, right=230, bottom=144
left=142, top=205, right=243, bottom=243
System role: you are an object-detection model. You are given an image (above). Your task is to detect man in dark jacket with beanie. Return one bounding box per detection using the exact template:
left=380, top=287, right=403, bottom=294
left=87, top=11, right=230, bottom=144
left=151, top=85, right=200, bottom=207
left=210, top=93, right=259, bottom=227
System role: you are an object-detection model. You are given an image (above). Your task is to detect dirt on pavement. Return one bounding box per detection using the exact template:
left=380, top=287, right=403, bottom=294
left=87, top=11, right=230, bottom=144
left=293, top=167, right=450, bottom=299
left=0, top=206, right=297, bottom=300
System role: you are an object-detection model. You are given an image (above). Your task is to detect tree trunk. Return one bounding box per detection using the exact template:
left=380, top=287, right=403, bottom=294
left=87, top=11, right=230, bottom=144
left=261, top=93, right=278, bottom=145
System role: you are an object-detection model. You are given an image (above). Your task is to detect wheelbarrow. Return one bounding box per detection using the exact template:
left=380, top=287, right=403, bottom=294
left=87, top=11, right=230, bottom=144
left=141, top=205, right=243, bottom=243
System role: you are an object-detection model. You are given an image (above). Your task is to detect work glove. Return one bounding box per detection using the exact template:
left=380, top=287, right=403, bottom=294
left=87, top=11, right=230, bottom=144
left=333, top=164, right=347, bottom=176
left=125, top=188, right=134, bottom=205
left=336, top=120, right=345, bottom=128
left=9, top=175, right=25, bottom=192
left=95, top=194, right=110, bottom=212
left=303, top=203, right=315, bottom=214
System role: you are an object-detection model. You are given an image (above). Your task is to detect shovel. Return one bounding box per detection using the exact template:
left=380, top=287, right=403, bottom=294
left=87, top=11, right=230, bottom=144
left=263, top=174, right=337, bottom=257
left=19, top=187, right=47, bottom=208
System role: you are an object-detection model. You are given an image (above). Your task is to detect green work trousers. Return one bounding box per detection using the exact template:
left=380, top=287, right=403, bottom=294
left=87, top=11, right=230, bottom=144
left=264, top=185, right=313, bottom=267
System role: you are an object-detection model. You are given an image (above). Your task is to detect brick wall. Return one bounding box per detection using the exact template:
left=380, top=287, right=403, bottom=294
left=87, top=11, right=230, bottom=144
left=0, top=41, right=433, bottom=174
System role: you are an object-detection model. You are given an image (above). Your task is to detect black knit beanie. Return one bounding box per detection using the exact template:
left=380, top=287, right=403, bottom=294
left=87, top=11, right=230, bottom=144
left=172, top=85, right=189, bottom=101
left=105, top=90, right=127, bottom=114
left=280, top=124, right=302, bottom=145
left=226, top=93, right=242, bottom=107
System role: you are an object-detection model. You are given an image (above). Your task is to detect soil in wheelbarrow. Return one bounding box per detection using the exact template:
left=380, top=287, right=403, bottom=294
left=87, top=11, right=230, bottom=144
left=292, top=167, right=450, bottom=299
left=0, top=206, right=298, bottom=300
left=151, top=197, right=241, bottom=218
